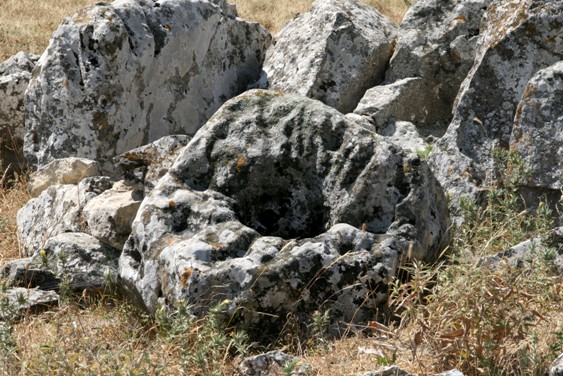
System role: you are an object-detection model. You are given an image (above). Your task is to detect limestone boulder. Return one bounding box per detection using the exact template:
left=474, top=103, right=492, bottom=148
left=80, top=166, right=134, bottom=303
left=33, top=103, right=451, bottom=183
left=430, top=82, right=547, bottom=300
left=28, top=157, right=100, bottom=197
left=0, top=51, right=38, bottom=173
left=24, top=0, right=271, bottom=173
left=550, top=353, right=563, bottom=376
left=114, top=135, right=190, bottom=193
left=119, top=90, right=450, bottom=333
left=429, top=0, right=563, bottom=202
left=0, top=288, right=59, bottom=321
left=382, top=0, right=492, bottom=135
left=239, top=351, right=311, bottom=376
left=509, top=61, right=563, bottom=191
left=17, top=176, right=113, bottom=256
left=82, top=181, right=143, bottom=250
left=259, top=0, right=396, bottom=113
left=40, top=232, right=119, bottom=290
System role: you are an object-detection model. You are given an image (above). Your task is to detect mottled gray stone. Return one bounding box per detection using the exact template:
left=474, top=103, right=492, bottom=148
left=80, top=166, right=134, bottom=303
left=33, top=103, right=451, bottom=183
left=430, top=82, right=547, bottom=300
left=119, top=90, right=450, bottom=333
left=429, top=0, right=563, bottom=203
left=1, top=288, right=59, bottom=321
left=28, top=157, right=100, bottom=197
left=385, top=0, right=491, bottom=134
left=550, top=353, right=563, bottom=376
left=378, top=121, right=428, bottom=154
left=363, top=365, right=412, bottom=376
left=114, top=135, right=190, bottom=193
left=509, top=61, right=563, bottom=191
left=239, top=351, right=310, bottom=376
left=0, top=51, right=38, bottom=173
left=83, top=181, right=143, bottom=250
left=259, top=0, right=396, bottom=113
left=24, top=0, right=271, bottom=173
left=40, top=232, right=119, bottom=289
left=17, top=176, right=113, bottom=256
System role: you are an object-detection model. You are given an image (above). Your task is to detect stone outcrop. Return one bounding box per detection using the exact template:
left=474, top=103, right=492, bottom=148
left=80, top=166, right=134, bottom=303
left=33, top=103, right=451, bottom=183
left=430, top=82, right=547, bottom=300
left=0, top=288, right=59, bottom=321
left=17, top=177, right=113, bottom=256
left=119, top=90, right=450, bottom=333
left=239, top=351, right=311, bottom=376
left=550, top=353, right=563, bottom=376
left=0, top=51, right=38, bottom=173
left=259, top=0, right=396, bottom=113
left=379, top=0, right=492, bottom=135
left=28, top=157, right=100, bottom=197
left=114, top=134, right=190, bottom=193
left=83, top=181, right=143, bottom=250
left=24, top=0, right=271, bottom=174
left=509, top=61, right=563, bottom=191
left=429, top=0, right=563, bottom=202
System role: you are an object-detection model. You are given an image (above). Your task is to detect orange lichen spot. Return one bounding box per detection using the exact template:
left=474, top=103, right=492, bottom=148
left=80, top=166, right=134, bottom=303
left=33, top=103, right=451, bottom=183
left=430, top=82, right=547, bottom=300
left=166, top=237, right=176, bottom=245
left=235, top=155, right=245, bottom=171
left=361, top=223, right=367, bottom=232
left=450, top=14, right=466, bottom=26
left=545, top=37, right=556, bottom=43
left=168, top=200, right=176, bottom=208
left=179, top=267, right=193, bottom=287
left=62, top=79, right=68, bottom=87
left=163, top=24, right=172, bottom=31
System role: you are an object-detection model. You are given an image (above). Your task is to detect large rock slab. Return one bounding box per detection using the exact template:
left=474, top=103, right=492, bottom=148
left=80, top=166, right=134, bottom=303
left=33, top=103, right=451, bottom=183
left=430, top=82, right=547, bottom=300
left=24, top=0, right=271, bottom=173
left=119, top=90, right=450, bottom=333
left=259, top=0, right=396, bottom=113
left=381, top=0, right=491, bottom=135
left=429, top=0, right=563, bottom=201
left=0, top=51, right=38, bottom=173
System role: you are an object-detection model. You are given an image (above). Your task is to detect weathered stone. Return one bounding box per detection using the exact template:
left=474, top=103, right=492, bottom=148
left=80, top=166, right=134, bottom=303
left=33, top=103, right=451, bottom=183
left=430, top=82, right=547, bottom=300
left=259, top=0, right=396, bottom=113
left=28, top=157, right=100, bottom=197
left=378, top=121, right=429, bottom=154
left=82, top=181, right=143, bottom=250
left=353, top=78, right=431, bottom=132
left=239, top=351, right=310, bottom=376
left=40, top=232, right=119, bottom=289
left=363, top=365, right=412, bottom=376
left=17, top=176, right=113, bottom=256
left=429, top=0, right=563, bottom=202
left=0, top=51, right=38, bottom=173
left=509, top=61, right=563, bottom=191
left=24, top=0, right=271, bottom=173
left=0, top=288, right=59, bottom=321
left=114, top=135, right=190, bottom=193
left=384, top=0, right=491, bottom=134
left=119, top=90, right=450, bottom=333
left=550, top=353, right=563, bottom=376
left=0, top=258, right=60, bottom=291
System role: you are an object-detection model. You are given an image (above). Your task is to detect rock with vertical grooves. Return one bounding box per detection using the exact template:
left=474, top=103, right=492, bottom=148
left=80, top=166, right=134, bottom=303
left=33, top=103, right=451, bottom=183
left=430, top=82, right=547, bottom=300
left=119, top=90, right=450, bottom=334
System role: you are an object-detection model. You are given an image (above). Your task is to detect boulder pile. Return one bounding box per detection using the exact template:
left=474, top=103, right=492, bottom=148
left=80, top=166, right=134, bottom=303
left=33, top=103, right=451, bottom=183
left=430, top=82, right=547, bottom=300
left=0, top=0, right=561, bottom=346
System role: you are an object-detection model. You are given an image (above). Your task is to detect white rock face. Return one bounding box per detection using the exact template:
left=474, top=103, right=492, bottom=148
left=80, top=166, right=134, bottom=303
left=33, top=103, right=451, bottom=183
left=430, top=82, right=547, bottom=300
left=429, top=0, right=563, bottom=201
left=83, top=181, right=143, bottom=250
left=17, top=177, right=113, bottom=256
left=260, top=0, right=396, bottom=113
left=28, top=157, right=100, bottom=197
left=0, top=52, right=38, bottom=172
left=24, top=0, right=271, bottom=173
left=383, top=0, right=492, bottom=134
left=509, top=62, right=563, bottom=191
left=119, top=90, right=450, bottom=332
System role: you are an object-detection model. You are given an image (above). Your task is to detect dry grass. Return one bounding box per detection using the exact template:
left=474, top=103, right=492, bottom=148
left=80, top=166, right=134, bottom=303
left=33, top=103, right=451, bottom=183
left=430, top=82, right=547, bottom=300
left=0, top=0, right=410, bottom=61
left=0, top=176, right=29, bottom=262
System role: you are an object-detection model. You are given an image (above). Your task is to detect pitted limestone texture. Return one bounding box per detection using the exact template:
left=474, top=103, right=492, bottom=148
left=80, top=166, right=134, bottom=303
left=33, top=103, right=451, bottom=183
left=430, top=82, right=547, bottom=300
left=119, top=90, right=450, bottom=334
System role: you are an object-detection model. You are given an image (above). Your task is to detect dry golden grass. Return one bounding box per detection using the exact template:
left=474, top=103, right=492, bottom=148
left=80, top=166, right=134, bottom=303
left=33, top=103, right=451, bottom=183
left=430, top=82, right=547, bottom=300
left=0, top=0, right=410, bottom=61
left=231, top=0, right=409, bottom=32
left=0, top=0, right=101, bottom=61
left=0, top=176, right=29, bottom=262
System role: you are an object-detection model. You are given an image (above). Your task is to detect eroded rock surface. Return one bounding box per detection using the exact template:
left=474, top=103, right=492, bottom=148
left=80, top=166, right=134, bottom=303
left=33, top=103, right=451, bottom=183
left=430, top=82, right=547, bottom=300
left=24, top=0, right=271, bottom=173
left=429, top=0, right=563, bottom=202
left=381, top=0, right=491, bottom=135
left=0, top=51, right=38, bottom=173
left=259, top=0, right=396, bottom=113
left=28, top=157, right=100, bottom=197
left=119, top=90, right=450, bottom=333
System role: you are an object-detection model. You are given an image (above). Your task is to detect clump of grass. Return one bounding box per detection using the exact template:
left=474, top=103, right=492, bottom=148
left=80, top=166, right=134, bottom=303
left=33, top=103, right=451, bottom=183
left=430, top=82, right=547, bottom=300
left=388, top=149, right=562, bottom=375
